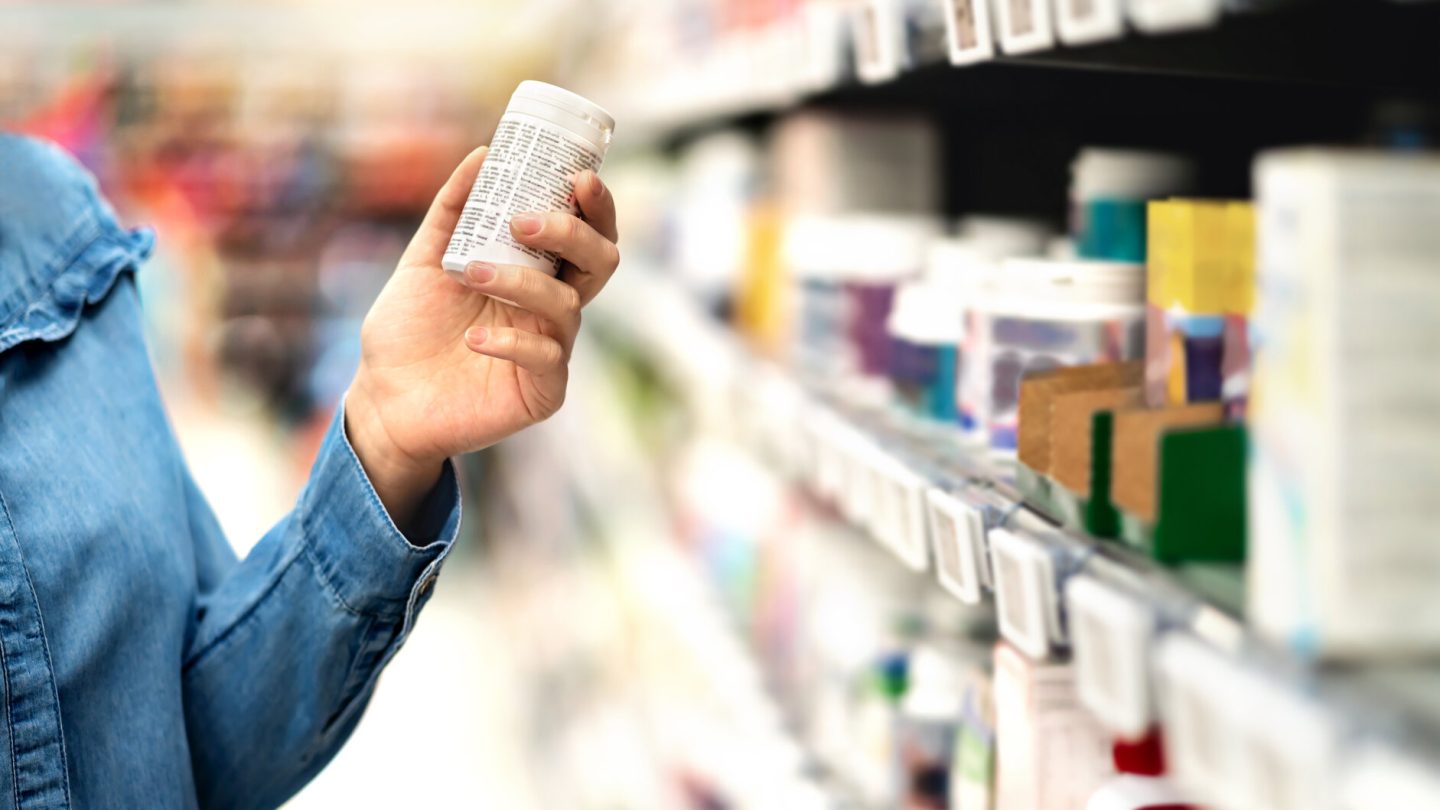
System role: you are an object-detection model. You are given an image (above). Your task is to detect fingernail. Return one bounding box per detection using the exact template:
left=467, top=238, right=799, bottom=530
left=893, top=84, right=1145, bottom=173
left=511, top=214, right=542, bottom=236
left=589, top=172, right=603, bottom=195
left=465, top=262, right=496, bottom=284
left=467, top=327, right=488, bottom=345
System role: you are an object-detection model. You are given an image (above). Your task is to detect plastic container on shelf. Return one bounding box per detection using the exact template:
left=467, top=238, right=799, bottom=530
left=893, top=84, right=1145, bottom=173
left=932, top=218, right=1053, bottom=440
left=842, top=215, right=939, bottom=380
left=785, top=214, right=938, bottom=386
left=886, top=279, right=963, bottom=422
left=973, top=257, right=1146, bottom=453
left=1070, top=148, right=1194, bottom=262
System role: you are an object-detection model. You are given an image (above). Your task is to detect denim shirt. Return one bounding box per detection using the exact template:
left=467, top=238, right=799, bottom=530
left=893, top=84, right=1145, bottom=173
left=0, top=134, right=461, bottom=809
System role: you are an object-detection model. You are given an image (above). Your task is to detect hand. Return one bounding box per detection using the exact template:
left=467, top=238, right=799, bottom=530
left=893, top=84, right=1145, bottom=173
left=345, top=146, right=621, bottom=530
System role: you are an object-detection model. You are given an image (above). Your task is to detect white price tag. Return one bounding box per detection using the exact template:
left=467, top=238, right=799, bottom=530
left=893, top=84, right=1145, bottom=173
left=1056, top=0, right=1125, bottom=45
left=1156, top=635, right=1249, bottom=809
left=927, top=488, right=986, bottom=604
left=1230, top=670, right=1339, bottom=810
left=855, top=0, right=906, bottom=84
left=990, top=528, right=1063, bottom=660
left=883, top=458, right=931, bottom=572
left=1126, top=0, right=1221, bottom=34
left=996, top=0, right=1055, bottom=54
left=943, top=0, right=997, bottom=65
left=1065, top=575, right=1156, bottom=738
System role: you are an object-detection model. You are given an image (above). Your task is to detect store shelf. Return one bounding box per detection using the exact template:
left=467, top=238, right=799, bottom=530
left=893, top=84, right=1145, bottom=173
left=614, top=0, right=1440, bottom=145
left=591, top=265, right=1440, bottom=809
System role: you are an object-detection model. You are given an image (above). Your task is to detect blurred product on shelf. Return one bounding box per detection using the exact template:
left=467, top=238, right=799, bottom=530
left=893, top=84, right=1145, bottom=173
left=894, top=644, right=966, bottom=809
left=770, top=112, right=940, bottom=216
left=1248, top=149, right=1440, bottom=659
left=1015, top=362, right=1143, bottom=534
left=784, top=212, right=939, bottom=395
left=977, top=257, right=1146, bottom=453
left=945, top=218, right=1055, bottom=442
left=1144, top=199, right=1255, bottom=411
left=1110, top=402, right=1242, bottom=562
left=887, top=276, right=964, bottom=422
left=673, top=131, right=763, bottom=309
left=1086, top=729, right=1199, bottom=810
left=993, top=642, right=1114, bottom=810
left=1071, top=149, right=1194, bottom=263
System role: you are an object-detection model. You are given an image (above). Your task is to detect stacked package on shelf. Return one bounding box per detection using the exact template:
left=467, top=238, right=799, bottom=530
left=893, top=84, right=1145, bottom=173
left=1144, top=199, right=1256, bottom=413
left=1248, top=150, right=1440, bottom=658
left=1013, top=193, right=1257, bottom=563
left=1014, top=362, right=1144, bottom=534
left=1008, top=149, right=1193, bottom=519
left=1100, top=199, right=1255, bottom=562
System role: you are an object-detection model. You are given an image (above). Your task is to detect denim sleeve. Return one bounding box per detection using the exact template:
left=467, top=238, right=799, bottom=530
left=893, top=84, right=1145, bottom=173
left=180, top=405, right=461, bottom=810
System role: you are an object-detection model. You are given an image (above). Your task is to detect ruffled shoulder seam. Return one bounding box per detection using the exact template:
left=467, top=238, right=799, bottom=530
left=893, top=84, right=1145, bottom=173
left=0, top=221, right=155, bottom=355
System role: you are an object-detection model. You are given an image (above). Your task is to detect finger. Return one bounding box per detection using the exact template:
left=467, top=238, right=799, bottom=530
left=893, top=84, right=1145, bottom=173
left=402, top=145, right=489, bottom=267
left=574, top=170, right=617, bottom=243
left=509, top=212, right=621, bottom=306
left=458, top=262, right=582, bottom=344
left=464, top=326, right=567, bottom=377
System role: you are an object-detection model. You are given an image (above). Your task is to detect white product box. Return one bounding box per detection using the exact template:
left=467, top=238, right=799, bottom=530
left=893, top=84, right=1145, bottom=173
left=993, top=642, right=1114, bottom=810
left=1250, top=150, right=1440, bottom=658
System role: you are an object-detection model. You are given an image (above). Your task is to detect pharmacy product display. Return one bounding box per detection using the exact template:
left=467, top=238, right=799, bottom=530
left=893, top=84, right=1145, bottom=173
left=591, top=81, right=1440, bottom=804
left=442, top=81, right=615, bottom=279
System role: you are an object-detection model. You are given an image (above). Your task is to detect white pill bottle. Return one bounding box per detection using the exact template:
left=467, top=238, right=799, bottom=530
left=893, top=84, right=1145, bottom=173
left=442, top=81, right=615, bottom=278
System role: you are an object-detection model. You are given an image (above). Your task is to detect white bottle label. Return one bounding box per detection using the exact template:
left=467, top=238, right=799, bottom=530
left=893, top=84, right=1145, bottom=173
left=443, top=112, right=604, bottom=276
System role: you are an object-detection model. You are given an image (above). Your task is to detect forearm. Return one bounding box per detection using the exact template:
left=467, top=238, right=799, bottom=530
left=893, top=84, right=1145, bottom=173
left=183, top=405, right=459, bottom=808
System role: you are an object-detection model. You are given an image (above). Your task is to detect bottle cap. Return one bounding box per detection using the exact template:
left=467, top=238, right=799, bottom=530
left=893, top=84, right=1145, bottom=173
left=513, top=80, right=615, bottom=133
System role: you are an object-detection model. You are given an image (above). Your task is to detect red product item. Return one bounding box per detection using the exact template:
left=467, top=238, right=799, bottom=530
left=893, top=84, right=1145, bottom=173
left=1087, top=729, right=1197, bottom=810
left=1112, top=728, right=1165, bottom=777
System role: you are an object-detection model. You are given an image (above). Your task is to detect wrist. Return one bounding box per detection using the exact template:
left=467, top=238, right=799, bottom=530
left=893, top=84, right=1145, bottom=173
left=345, top=372, right=444, bottom=534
